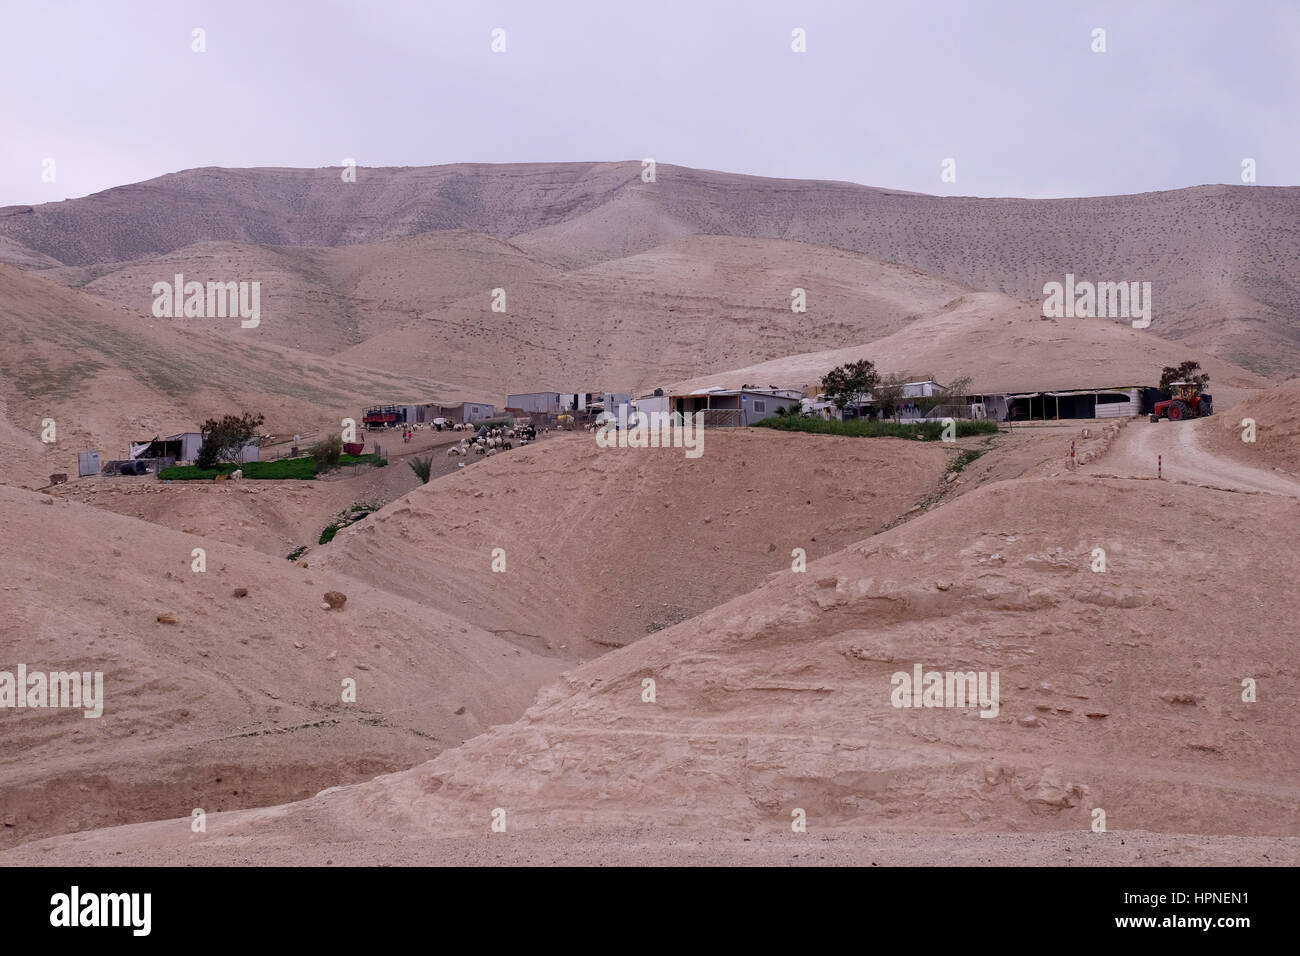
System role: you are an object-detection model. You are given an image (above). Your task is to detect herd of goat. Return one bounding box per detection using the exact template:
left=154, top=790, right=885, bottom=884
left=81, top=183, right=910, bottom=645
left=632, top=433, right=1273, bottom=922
left=446, top=423, right=542, bottom=457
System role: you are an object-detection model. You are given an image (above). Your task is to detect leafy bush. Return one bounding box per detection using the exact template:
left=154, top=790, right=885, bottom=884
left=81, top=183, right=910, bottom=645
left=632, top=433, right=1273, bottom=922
left=1159, top=360, right=1209, bottom=393
left=196, top=412, right=265, bottom=469
left=821, top=360, right=880, bottom=411
left=286, top=546, right=307, bottom=561
left=310, top=435, right=343, bottom=473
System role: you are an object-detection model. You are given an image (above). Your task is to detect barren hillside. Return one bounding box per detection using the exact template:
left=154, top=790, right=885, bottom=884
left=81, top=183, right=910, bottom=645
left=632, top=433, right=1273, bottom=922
left=0, top=484, right=559, bottom=848
left=4, top=163, right=1298, bottom=375
left=8, top=469, right=1295, bottom=863
left=319, top=429, right=948, bottom=656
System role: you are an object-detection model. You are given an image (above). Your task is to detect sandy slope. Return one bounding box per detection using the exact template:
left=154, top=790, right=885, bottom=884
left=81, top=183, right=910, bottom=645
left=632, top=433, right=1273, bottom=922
left=335, top=234, right=973, bottom=397
left=666, top=293, right=1272, bottom=397
left=9, top=462, right=1295, bottom=864
left=1199, top=380, right=1300, bottom=478
left=0, top=485, right=560, bottom=848
left=319, top=429, right=948, bottom=657
left=50, top=231, right=559, bottom=357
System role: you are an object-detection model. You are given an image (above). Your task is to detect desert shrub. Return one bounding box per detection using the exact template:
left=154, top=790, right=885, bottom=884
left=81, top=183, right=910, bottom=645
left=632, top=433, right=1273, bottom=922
left=408, top=455, right=433, bottom=484
left=310, top=435, right=343, bottom=472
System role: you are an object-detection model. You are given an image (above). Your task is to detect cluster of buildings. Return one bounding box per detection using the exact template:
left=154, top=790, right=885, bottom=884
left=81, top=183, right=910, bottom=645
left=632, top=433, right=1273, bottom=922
left=628, top=379, right=1153, bottom=425
left=361, top=375, right=1158, bottom=442
left=506, top=391, right=632, bottom=417
left=362, top=400, right=497, bottom=429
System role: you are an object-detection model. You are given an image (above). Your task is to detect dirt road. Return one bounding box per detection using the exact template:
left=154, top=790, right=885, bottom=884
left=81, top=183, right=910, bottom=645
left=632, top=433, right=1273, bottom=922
left=1082, top=417, right=1300, bottom=497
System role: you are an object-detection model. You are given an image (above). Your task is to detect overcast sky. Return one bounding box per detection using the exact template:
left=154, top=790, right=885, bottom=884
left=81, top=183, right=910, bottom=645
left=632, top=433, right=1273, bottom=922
left=3, top=0, right=1297, bottom=205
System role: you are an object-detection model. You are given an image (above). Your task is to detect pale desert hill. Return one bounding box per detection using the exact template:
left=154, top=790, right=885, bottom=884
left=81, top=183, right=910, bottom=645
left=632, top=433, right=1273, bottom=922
left=317, top=429, right=948, bottom=657
left=1201, top=379, right=1300, bottom=477
left=49, top=231, right=560, bottom=356
left=0, top=484, right=561, bottom=848
left=0, top=233, right=60, bottom=269
left=667, top=293, right=1273, bottom=405
left=0, top=265, right=475, bottom=487
left=339, top=235, right=972, bottom=396
left=10, top=470, right=1296, bottom=863
left=4, top=162, right=1298, bottom=375
left=310, top=477, right=1299, bottom=839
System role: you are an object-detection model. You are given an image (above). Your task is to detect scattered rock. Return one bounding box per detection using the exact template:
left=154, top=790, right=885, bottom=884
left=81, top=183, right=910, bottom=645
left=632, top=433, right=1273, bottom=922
left=323, top=591, right=347, bottom=610
left=293, top=641, right=305, bottom=649
left=1085, top=711, right=1109, bottom=719
left=454, top=705, right=466, bottom=715
left=326, top=651, right=337, bottom=662
left=231, top=587, right=248, bottom=598
left=356, top=662, right=370, bottom=671
left=1019, top=715, right=1042, bottom=728
left=156, top=612, right=177, bottom=625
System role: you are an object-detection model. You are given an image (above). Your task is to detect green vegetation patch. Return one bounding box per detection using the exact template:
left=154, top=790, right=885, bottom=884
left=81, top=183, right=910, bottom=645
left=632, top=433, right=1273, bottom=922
left=755, top=416, right=998, bottom=440
left=158, top=452, right=386, bottom=481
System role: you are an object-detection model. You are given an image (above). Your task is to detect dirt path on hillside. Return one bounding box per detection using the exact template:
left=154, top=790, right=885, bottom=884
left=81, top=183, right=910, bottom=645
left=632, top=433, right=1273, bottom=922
left=1081, top=418, right=1300, bottom=497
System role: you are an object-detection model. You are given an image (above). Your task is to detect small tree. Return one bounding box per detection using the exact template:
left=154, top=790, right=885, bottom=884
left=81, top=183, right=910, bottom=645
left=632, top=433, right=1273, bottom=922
left=874, top=374, right=906, bottom=421
left=821, top=359, right=879, bottom=413
left=310, top=435, right=342, bottom=473
left=196, top=412, right=265, bottom=468
left=1159, top=360, right=1209, bottom=393
left=408, top=455, right=433, bottom=484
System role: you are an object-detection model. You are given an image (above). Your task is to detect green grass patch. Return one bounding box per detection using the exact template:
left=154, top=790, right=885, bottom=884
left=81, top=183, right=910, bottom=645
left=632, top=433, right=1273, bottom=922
left=160, top=457, right=318, bottom=480
left=158, top=453, right=387, bottom=481
left=286, top=546, right=308, bottom=561
left=754, top=416, right=999, bottom=440
left=947, top=449, right=988, bottom=473
left=318, top=500, right=383, bottom=545
left=339, top=453, right=386, bottom=467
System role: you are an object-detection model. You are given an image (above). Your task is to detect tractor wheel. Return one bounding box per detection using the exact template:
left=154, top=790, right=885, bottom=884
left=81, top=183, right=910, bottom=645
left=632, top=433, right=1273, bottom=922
left=1149, top=414, right=1159, bottom=423
left=1168, top=400, right=1190, bottom=421
left=1199, top=396, right=1213, bottom=416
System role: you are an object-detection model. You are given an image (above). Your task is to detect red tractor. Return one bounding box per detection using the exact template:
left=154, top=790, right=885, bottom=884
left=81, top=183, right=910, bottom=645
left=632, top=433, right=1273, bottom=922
left=1151, top=381, right=1213, bottom=422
